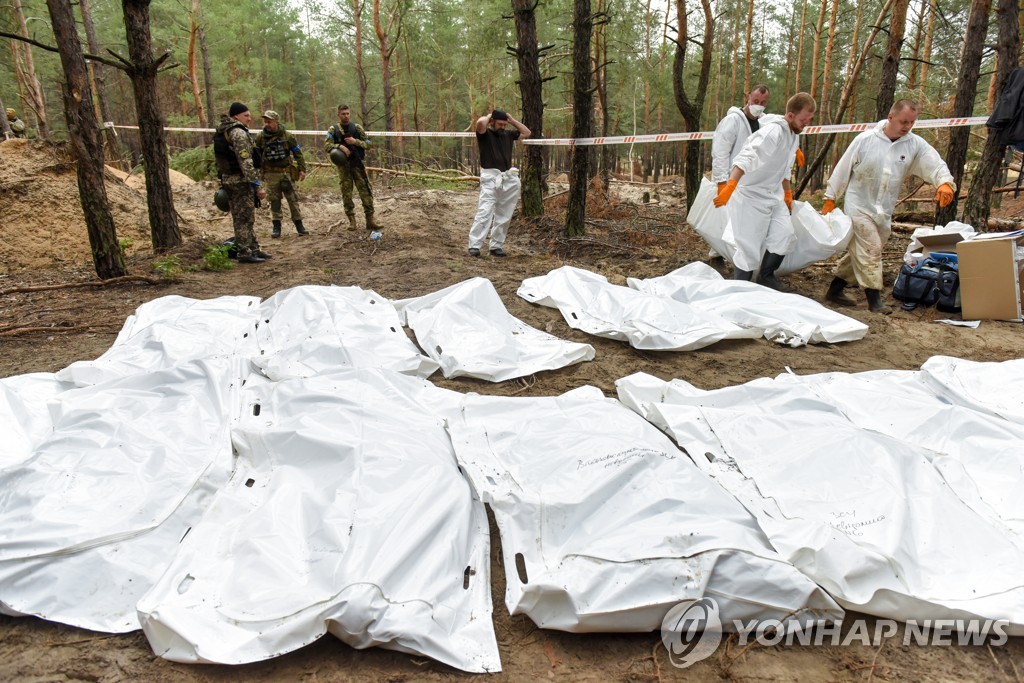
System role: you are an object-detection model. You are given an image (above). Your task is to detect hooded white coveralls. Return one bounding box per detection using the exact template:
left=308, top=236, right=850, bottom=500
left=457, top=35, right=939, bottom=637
left=727, top=115, right=799, bottom=272
left=711, top=106, right=757, bottom=183
left=825, top=120, right=955, bottom=290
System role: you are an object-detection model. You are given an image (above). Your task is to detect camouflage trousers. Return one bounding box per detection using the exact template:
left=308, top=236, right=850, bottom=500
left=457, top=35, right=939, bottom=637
left=263, top=168, right=303, bottom=221
left=224, top=180, right=260, bottom=258
left=336, top=163, right=374, bottom=218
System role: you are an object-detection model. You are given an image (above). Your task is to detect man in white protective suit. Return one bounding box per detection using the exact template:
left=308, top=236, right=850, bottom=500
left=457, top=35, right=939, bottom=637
left=467, top=109, right=531, bottom=258
left=707, top=85, right=772, bottom=267
left=713, top=92, right=816, bottom=290
left=822, top=99, right=955, bottom=314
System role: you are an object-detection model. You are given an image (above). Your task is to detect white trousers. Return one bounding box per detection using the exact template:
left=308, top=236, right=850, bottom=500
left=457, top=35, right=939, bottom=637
left=728, top=188, right=795, bottom=272
left=468, top=168, right=521, bottom=250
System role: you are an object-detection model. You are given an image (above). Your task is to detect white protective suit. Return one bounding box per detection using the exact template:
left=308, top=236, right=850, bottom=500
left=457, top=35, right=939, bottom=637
left=727, top=115, right=799, bottom=272
left=468, top=168, right=521, bottom=251
left=711, top=107, right=758, bottom=183
left=825, top=120, right=955, bottom=290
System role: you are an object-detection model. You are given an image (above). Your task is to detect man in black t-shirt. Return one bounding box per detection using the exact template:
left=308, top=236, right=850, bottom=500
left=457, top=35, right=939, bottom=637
left=468, top=109, right=531, bottom=257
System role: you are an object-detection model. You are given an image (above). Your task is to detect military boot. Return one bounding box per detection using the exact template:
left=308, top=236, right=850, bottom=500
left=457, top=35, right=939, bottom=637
left=734, top=268, right=753, bottom=281
left=346, top=213, right=358, bottom=231
left=865, top=289, right=893, bottom=314
left=294, top=220, right=309, bottom=236
left=271, top=220, right=282, bottom=239
left=825, top=277, right=857, bottom=307
left=756, top=252, right=791, bottom=292
left=365, top=211, right=383, bottom=231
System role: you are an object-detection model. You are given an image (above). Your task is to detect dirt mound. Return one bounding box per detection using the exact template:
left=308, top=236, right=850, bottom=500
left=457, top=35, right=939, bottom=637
left=0, top=139, right=155, bottom=273
left=124, top=167, right=194, bottom=191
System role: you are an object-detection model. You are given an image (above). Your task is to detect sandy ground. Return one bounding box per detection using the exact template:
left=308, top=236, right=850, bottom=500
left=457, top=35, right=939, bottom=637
left=1, top=138, right=1023, bottom=681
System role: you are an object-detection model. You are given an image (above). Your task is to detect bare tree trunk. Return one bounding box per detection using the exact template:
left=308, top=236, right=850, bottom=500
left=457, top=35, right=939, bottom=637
left=79, top=0, right=123, bottom=164
left=352, top=0, right=370, bottom=125
left=373, top=0, right=404, bottom=154
left=907, top=0, right=927, bottom=90
left=566, top=0, right=593, bottom=237
left=672, top=0, right=714, bottom=207
left=876, top=0, right=910, bottom=118
left=187, top=0, right=206, bottom=125
left=809, top=0, right=827, bottom=97
left=728, top=1, right=739, bottom=102
left=198, top=26, right=215, bottom=128
left=11, top=0, right=51, bottom=139
left=510, top=0, right=548, bottom=218
left=796, top=0, right=898, bottom=197
left=0, top=96, right=12, bottom=138
left=743, top=0, right=753, bottom=93
left=783, top=1, right=797, bottom=96
left=794, top=0, right=808, bottom=92
left=935, top=0, right=992, bottom=225
left=819, top=0, right=839, bottom=118
left=303, top=2, right=319, bottom=130
left=122, top=0, right=182, bottom=251
left=963, top=0, right=1019, bottom=229
left=45, top=0, right=126, bottom=279
left=594, top=0, right=612, bottom=185
left=919, top=0, right=936, bottom=88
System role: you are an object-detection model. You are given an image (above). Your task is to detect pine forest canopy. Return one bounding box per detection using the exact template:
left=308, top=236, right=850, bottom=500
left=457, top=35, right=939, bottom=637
left=1, top=0, right=1005, bottom=148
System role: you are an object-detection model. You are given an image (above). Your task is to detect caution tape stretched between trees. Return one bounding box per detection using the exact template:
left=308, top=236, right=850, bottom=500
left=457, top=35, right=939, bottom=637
left=108, top=116, right=990, bottom=146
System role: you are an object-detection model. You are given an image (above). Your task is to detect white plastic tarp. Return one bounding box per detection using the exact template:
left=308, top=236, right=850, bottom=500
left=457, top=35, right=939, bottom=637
left=447, top=386, right=842, bottom=632
left=921, top=355, right=1024, bottom=424
left=688, top=177, right=852, bottom=275
left=0, top=357, right=247, bottom=632
left=616, top=371, right=1024, bottom=633
left=137, top=369, right=499, bottom=672
left=393, top=277, right=595, bottom=381
left=627, top=262, right=867, bottom=346
left=0, top=372, right=68, bottom=470
left=56, top=295, right=262, bottom=386
left=251, top=285, right=439, bottom=380
left=517, top=266, right=761, bottom=351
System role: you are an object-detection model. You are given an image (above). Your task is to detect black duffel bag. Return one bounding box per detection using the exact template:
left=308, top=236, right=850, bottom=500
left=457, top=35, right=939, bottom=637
left=893, top=258, right=960, bottom=312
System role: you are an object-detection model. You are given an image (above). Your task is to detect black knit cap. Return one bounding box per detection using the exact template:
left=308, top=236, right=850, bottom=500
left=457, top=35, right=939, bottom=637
left=228, top=102, right=249, bottom=117
left=491, top=109, right=509, bottom=121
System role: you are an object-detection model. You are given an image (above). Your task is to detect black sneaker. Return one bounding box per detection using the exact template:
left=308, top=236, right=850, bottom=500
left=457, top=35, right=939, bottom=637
left=237, top=254, right=265, bottom=264
left=490, top=247, right=507, bottom=257
left=468, top=248, right=481, bottom=257
left=256, top=250, right=273, bottom=259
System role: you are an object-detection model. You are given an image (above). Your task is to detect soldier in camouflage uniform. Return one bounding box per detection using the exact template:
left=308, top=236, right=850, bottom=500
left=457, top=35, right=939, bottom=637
left=6, top=108, right=26, bottom=138
left=255, top=110, right=309, bottom=238
left=324, top=104, right=382, bottom=231
left=213, top=102, right=271, bottom=263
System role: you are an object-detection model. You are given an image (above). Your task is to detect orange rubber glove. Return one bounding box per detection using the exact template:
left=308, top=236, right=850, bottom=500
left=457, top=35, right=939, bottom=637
left=717, top=181, right=726, bottom=192
left=713, top=179, right=738, bottom=208
left=784, top=189, right=794, bottom=213
left=795, top=148, right=806, bottom=167
left=935, top=183, right=954, bottom=207
left=821, top=198, right=836, bottom=215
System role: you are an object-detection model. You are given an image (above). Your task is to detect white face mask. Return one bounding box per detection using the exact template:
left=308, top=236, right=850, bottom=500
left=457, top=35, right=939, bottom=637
left=747, top=104, right=766, bottom=118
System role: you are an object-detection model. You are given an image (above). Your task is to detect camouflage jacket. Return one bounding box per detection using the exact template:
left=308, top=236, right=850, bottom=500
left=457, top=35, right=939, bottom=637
left=323, top=121, right=370, bottom=162
left=214, top=115, right=260, bottom=184
left=254, top=126, right=306, bottom=173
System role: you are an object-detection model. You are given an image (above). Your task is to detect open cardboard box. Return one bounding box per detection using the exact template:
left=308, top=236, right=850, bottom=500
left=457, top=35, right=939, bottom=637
left=958, top=232, right=1024, bottom=321
left=916, top=231, right=965, bottom=257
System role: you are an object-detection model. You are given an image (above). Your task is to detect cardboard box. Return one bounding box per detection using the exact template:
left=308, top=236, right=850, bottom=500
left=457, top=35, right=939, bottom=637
left=958, top=233, right=1024, bottom=321
left=916, top=232, right=965, bottom=257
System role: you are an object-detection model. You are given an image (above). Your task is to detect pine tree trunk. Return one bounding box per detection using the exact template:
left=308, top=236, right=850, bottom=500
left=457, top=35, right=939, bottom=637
left=123, top=0, right=182, bottom=251
left=794, top=0, right=808, bottom=92
left=919, top=0, right=936, bottom=88
left=729, top=1, right=740, bottom=102
left=819, top=0, right=839, bottom=118
left=743, top=0, right=753, bottom=94
left=672, top=0, right=714, bottom=207
left=79, top=0, right=123, bottom=162
left=198, top=26, right=215, bottom=128
left=809, top=0, right=828, bottom=97
left=11, top=0, right=51, bottom=139
left=963, top=0, right=1019, bottom=230
left=45, top=0, right=126, bottom=279
left=353, top=0, right=370, bottom=126
left=304, top=3, right=319, bottom=130
left=511, top=0, right=547, bottom=218
left=565, top=0, right=593, bottom=237
left=0, top=96, right=12, bottom=138
left=907, top=0, right=926, bottom=90
left=187, top=0, right=206, bottom=125
left=876, top=0, right=910, bottom=118
left=935, top=0, right=992, bottom=225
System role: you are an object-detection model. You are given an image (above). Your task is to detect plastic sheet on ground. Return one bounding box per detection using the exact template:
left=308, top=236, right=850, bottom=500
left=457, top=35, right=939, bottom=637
left=517, top=266, right=761, bottom=351
left=688, top=177, right=852, bottom=274
left=137, top=369, right=499, bottom=673
left=920, top=355, right=1024, bottom=423
left=56, top=295, right=261, bottom=386
left=627, top=262, right=867, bottom=346
left=251, top=285, right=439, bottom=380
left=616, top=371, right=1024, bottom=633
left=0, top=372, right=68, bottom=470
left=0, top=357, right=247, bottom=632
left=393, top=277, right=595, bottom=381
left=447, top=386, right=842, bottom=632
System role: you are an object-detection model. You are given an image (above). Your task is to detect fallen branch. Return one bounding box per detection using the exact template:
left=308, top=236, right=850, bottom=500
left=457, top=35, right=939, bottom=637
left=0, top=324, right=92, bottom=337
left=0, top=275, right=162, bottom=297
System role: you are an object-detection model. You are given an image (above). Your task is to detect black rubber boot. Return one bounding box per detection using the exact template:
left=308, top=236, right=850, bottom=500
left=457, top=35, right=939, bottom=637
left=825, top=277, right=857, bottom=307
left=294, top=220, right=309, bottom=236
left=865, top=289, right=893, bottom=314
left=756, top=251, right=791, bottom=292
left=733, top=268, right=753, bottom=281
left=271, top=220, right=282, bottom=238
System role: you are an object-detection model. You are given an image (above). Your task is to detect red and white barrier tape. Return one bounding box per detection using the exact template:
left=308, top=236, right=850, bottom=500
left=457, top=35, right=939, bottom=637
left=108, top=115, right=990, bottom=146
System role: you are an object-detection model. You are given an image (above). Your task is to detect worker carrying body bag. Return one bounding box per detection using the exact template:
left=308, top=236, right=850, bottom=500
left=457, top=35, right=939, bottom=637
left=892, top=254, right=961, bottom=313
